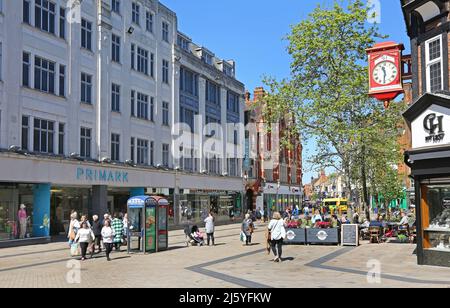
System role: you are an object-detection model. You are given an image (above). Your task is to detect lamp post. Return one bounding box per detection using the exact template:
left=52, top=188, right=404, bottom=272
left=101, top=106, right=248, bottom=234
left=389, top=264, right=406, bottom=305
left=276, top=180, right=281, bottom=213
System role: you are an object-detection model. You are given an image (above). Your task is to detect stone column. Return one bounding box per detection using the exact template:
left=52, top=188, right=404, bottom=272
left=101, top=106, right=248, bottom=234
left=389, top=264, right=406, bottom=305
left=92, top=185, right=108, bottom=216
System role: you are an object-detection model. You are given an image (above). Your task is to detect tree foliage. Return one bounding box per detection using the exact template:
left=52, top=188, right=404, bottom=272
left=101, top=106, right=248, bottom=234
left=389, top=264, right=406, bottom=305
left=262, top=0, right=406, bottom=211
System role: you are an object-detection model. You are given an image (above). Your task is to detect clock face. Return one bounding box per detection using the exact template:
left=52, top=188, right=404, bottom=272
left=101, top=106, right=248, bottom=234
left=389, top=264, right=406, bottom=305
left=372, top=61, right=398, bottom=85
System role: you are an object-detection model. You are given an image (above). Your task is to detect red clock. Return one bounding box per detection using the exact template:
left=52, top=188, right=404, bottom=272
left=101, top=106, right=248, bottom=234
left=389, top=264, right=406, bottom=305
left=367, top=42, right=404, bottom=102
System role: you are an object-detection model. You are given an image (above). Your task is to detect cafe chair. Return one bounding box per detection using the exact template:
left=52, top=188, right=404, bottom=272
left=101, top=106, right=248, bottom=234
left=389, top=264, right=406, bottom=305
left=369, top=227, right=381, bottom=244
left=409, top=226, right=417, bottom=244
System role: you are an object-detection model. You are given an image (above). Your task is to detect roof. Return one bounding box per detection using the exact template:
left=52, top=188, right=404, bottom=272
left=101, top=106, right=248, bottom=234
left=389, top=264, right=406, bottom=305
left=403, top=91, right=450, bottom=124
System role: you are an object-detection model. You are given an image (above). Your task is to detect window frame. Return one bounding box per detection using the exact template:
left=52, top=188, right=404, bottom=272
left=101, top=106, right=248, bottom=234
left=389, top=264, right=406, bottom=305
left=425, top=35, right=444, bottom=93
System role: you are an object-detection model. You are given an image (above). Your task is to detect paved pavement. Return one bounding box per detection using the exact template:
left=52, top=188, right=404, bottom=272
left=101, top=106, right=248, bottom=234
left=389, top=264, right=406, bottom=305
left=1, top=223, right=450, bottom=288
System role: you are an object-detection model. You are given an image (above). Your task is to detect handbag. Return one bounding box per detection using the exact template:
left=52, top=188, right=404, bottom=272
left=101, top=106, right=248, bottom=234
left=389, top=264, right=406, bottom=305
left=70, top=243, right=80, bottom=257
left=240, top=231, right=247, bottom=242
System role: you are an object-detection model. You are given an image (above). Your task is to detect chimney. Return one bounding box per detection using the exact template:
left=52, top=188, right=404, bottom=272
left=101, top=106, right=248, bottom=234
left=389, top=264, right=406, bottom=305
left=253, top=87, right=265, bottom=101
left=244, top=91, right=251, bottom=102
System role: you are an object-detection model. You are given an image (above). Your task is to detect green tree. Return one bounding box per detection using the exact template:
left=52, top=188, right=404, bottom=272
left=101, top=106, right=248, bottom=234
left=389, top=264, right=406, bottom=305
left=262, top=0, right=405, bottom=219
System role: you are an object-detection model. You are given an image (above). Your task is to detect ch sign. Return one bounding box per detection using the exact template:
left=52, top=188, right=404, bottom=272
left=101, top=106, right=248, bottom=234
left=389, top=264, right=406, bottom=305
left=411, top=104, right=450, bottom=149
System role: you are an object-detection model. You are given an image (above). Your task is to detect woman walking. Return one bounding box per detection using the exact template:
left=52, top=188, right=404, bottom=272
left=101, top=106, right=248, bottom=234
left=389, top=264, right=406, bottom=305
left=101, top=220, right=115, bottom=261
left=204, top=211, right=215, bottom=246
left=111, top=213, right=124, bottom=251
left=91, top=215, right=102, bottom=253
left=74, top=221, right=95, bottom=261
left=68, top=211, right=80, bottom=247
left=268, top=212, right=286, bottom=262
left=241, top=213, right=254, bottom=246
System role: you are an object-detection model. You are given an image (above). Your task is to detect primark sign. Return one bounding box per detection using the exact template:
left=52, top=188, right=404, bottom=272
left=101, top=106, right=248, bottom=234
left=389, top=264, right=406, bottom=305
left=76, top=167, right=129, bottom=183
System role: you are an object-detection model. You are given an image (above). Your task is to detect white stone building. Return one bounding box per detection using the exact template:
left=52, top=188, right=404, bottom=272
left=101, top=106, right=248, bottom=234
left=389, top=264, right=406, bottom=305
left=0, top=0, right=245, bottom=246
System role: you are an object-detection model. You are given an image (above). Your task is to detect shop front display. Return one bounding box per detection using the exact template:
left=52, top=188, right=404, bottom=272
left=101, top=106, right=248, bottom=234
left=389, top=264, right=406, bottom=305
left=404, top=93, right=450, bottom=267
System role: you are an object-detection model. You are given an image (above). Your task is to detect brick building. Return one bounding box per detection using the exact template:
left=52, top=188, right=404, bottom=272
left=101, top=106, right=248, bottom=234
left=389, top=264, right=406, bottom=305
left=243, top=87, right=302, bottom=214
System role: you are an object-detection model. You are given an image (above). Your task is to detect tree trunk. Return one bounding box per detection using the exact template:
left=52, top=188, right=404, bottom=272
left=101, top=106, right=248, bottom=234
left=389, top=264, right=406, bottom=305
left=361, top=145, right=371, bottom=221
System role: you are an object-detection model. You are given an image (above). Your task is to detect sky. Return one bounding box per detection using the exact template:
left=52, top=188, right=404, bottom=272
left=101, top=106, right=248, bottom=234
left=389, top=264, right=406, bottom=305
left=162, top=0, right=410, bottom=184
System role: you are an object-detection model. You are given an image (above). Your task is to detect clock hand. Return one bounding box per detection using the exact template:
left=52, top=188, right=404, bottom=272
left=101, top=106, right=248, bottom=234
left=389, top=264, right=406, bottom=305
left=381, top=66, right=386, bottom=84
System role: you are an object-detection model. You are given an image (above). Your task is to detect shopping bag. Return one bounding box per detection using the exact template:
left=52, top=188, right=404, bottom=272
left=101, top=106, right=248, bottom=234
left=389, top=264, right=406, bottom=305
left=70, top=243, right=80, bottom=257
left=240, top=231, right=247, bottom=242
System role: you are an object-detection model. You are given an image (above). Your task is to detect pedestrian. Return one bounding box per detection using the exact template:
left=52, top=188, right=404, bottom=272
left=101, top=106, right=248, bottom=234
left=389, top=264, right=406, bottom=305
left=80, top=215, right=91, bottom=228
left=111, top=212, right=124, bottom=251
left=101, top=220, right=115, bottom=261
left=311, top=209, right=323, bottom=224
left=74, top=221, right=95, bottom=261
left=103, top=213, right=111, bottom=225
left=68, top=211, right=80, bottom=247
left=91, top=215, right=102, bottom=253
left=204, top=211, right=215, bottom=246
left=229, top=208, right=235, bottom=221
left=268, top=212, right=286, bottom=262
left=241, top=213, right=254, bottom=246
left=122, top=213, right=129, bottom=244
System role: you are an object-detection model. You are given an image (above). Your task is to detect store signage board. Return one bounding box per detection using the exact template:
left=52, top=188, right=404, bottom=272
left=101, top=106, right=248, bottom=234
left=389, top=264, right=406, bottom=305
left=411, top=104, right=450, bottom=149
left=341, top=224, right=359, bottom=246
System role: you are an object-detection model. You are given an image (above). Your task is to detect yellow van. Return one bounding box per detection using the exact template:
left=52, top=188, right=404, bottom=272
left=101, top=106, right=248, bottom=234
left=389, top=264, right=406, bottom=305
left=323, top=198, right=348, bottom=215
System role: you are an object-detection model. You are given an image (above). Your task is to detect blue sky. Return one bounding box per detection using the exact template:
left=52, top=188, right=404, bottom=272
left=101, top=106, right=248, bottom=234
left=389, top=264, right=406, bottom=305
left=162, top=0, right=410, bottom=184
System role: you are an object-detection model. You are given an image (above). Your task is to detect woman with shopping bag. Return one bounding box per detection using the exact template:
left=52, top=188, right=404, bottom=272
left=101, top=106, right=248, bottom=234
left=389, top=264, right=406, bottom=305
left=74, top=221, right=95, bottom=261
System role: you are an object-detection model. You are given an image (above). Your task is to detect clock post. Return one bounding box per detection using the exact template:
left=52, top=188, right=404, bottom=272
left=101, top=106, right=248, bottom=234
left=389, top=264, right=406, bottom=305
left=366, top=42, right=405, bottom=107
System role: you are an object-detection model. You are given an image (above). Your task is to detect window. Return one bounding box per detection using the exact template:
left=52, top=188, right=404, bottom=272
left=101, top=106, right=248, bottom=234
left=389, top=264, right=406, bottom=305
left=23, top=52, right=30, bottom=87
left=131, top=90, right=135, bottom=116
left=58, top=123, right=64, bottom=155
left=227, top=91, right=239, bottom=113
left=137, top=138, right=148, bottom=165
left=111, top=34, right=121, bottom=63
left=206, top=80, right=220, bottom=105
left=162, top=143, right=169, bottom=166
left=111, top=133, right=120, bottom=162
left=132, top=2, right=140, bottom=25
left=34, top=56, right=55, bottom=94
left=81, top=72, right=92, bottom=104
left=59, top=8, right=65, bottom=39
left=131, top=44, right=135, bottom=70
left=146, top=11, right=153, bottom=33
left=149, top=97, right=154, bottom=122
left=228, top=158, right=237, bottom=177
left=162, top=22, right=169, bottom=42
left=150, top=141, right=154, bottom=166
left=233, top=130, right=238, bottom=145
left=23, top=0, right=31, bottom=24
left=180, top=67, right=198, bottom=96
left=177, top=35, right=190, bottom=51
left=33, top=118, right=54, bottom=153
left=81, top=19, right=92, bottom=51
left=150, top=53, right=154, bottom=77
left=80, top=127, right=91, bottom=158
left=162, top=101, right=169, bottom=126
left=136, top=92, right=149, bottom=120
left=162, top=59, right=169, bottom=84
left=130, top=137, right=135, bottom=162
left=59, top=65, right=65, bottom=97
left=22, top=116, right=29, bottom=151
left=180, top=107, right=195, bottom=132
left=203, top=53, right=213, bottom=65
left=223, top=64, right=234, bottom=77
left=35, top=0, right=56, bottom=34
left=111, top=83, right=120, bottom=112
left=426, top=35, right=443, bottom=93
left=137, top=47, right=149, bottom=75
left=111, top=0, right=120, bottom=14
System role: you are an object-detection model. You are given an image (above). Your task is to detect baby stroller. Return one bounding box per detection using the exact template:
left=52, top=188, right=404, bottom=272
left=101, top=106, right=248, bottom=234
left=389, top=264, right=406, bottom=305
left=184, top=225, right=204, bottom=246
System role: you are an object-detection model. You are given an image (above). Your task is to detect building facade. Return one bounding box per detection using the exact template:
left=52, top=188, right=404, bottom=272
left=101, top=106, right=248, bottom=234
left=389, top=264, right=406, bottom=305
left=243, top=87, right=302, bottom=216
left=401, top=0, right=450, bottom=266
left=0, top=0, right=245, bottom=246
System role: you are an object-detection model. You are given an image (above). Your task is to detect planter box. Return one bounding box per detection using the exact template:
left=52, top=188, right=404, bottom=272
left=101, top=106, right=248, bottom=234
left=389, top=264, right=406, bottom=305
left=306, top=228, right=340, bottom=245
left=285, top=228, right=306, bottom=244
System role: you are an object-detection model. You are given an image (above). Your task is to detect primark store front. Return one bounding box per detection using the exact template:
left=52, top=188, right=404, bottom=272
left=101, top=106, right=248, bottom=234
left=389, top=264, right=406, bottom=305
left=0, top=153, right=243, bottom=247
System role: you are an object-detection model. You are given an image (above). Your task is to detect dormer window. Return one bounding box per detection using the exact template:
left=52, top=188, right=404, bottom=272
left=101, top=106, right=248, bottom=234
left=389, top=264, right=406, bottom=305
left=203, top=53, right=213, bottom=65
left=223, top=64, right=234, bottom=77
left=425, top=35, right=443, bottom=93
left=177, top=35, right=190, bottom=52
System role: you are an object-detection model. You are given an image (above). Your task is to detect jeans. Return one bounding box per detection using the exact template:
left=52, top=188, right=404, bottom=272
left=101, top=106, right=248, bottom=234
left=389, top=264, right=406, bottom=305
left=79, top=242, right=89, bottom=259
left=207, top=233, right=215, bottom=246
left=246, top=234, right=252, bottom=245
left=94, top=235, right=102, bottom=251
left=271, top=239, right=283, bottom=258
left=104, top=243, right=113, bottom=260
